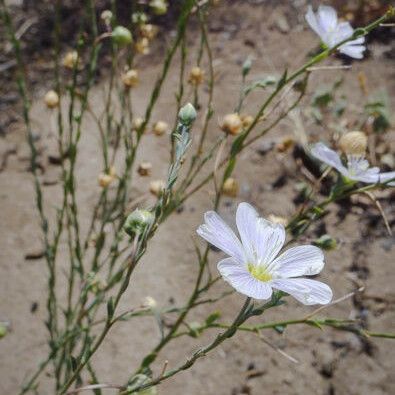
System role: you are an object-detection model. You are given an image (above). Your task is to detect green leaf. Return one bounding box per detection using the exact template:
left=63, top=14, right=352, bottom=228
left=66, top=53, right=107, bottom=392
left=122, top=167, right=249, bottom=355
left=205, top=311, right=221, bottom=326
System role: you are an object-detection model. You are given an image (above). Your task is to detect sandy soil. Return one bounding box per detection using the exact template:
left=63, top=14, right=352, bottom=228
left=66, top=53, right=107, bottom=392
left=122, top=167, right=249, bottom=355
left=1, top=1, right=394, bottom=394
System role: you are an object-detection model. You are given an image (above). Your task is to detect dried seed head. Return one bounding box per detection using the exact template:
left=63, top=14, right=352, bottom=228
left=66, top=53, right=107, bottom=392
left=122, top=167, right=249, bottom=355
left=143, top=296, right=157, bottom=309
left=339, top=131, right=367, bottom=156
left=138, top=161, right=152, bottom=176
left=268, top=214, right=288, bottom=226
left=220, top=113, right=242, bottom=135
left=122, top=69, right=139, bottom=88
left=44, top=90, right=59, bottom=109
left=62, top=51, right=79, bottom=69
left=100, top=10, right=113, bottom=25
left=240, top=114, right=254, bottom=128
left=139, top=24, right=158, bottom=40
left=188, top=66, right=204, bottom=86
left=134, top=37, right=150, bottom=55
left=150, top=0, right=168, bottom=15
left=222, top=177, right=239, bottom=197
left=149, top=179, right=166, bottom=196
left=98, top=173, right=114, bottom=188
left=153, top=121, right=169, bottom=136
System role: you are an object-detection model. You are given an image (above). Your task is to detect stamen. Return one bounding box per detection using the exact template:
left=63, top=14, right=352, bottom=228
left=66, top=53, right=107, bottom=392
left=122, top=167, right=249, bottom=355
left=248, top=263, right=272, bottom=282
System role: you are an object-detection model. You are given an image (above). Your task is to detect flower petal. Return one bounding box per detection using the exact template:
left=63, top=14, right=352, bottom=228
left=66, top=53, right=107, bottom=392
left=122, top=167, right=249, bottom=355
left=271, top=278, right=332, bottom=305
left=197, top=211, right=244, bottom=263
left=311, top=143, right=347, bottom=175
left=339, top=44, right=366, bottom=59
left=317, top=5, right=338, bottom=33
left=379, top=171, right=395, bottom=186
left=305, top=5, right=326, bottom=40
left=271, top=245, right=325, bottom=278
left=218, top=258, right=273, bottom=300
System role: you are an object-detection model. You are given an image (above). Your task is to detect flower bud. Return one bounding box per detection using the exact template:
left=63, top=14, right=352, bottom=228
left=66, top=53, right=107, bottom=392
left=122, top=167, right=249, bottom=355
left=112, top=26, right=133, bottom=46
left=134, top=37, right=150, bottom=55
left=313, top=234, right=337, bottom=251
left=124, top=209, right=154, bottom=236
left=149, top=179, right=166, bottom=196
left=122, top=69, right=139, bottom=88
left=138, top=161, right=152, bottom=176
left=0, top=323, right=7, bottom=338
left=44, top=90, right=59, bottom=109
left=222, top=177, right=239, bottom=197
left=132, top=12, right=148, bottom=25
left=188, top=66, right=204, bottom=86
left=98, top=173, right=114, bottom=188
left=153, top=121, right=169, bottom=136
left=242, top=57, right=252, bottom=77
left=339, top=131, right=367, bottom=156
left=150, top=0, right=168, bottom=15
left=133, top=117, right=145, bottom=131
left=179, top=102, right=197, bottom=125
left=220, top=113, right=242, bottom=135
left=139, top=24, right=158, bottom=40
left=62, top=50, right=79, bottom=69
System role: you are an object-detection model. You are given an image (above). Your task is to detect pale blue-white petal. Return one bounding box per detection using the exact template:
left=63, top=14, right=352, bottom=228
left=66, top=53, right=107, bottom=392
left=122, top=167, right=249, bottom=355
left=197, top=211, right=244, bottom=263
left=311, top=143, right=348, bottom=175
left=270, top=245, right=325, bottom=278
left=339, top=44, right=366, bottom=59
left=305, top=5, right=326, bottom=40
left=271, top=278, right=332, bottom=305
left=317, top=5, right=338, bottom=34
left=379, top=171, right=395, bottom=186
left=218, top=258, right=273, bottom=300
left=347, top=156, right=380, bottom=183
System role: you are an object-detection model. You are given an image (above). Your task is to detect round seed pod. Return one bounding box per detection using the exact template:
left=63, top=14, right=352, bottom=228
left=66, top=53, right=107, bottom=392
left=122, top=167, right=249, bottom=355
left=138, top=162, right=152, bottom=176
left=44, top=90, right=59, bottom=109
left=149, top=179, right=166, bottom=196
left=220, top=113, right=242, bottom=136
left=153, top=121, right=169, bottom=136
left=188, top=66, right=204, bottom=86
left=222, top=177, right=239, bottom=197
left=339, top=131, right=368, bottom=156
left=122, top=69, right=139, bottom=88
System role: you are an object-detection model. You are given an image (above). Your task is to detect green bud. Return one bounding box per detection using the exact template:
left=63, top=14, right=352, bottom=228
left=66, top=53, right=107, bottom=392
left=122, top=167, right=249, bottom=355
left=124, top=209, right=154, bottom=237
left=178, top=102, right=197, bottom=125
left=242, top=57, right=252, bottom=77
left=0, top=323, right=7, bottom=339
left=150, top=0, right=168, bottom=15
left=313, top=234, right=337, bottom=251
left=112, top=26, right=133, bottom=46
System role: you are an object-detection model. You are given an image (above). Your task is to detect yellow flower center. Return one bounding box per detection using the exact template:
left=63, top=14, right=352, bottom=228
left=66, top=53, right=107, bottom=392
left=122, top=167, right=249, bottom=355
left=248, top=263, right=272, bottom=282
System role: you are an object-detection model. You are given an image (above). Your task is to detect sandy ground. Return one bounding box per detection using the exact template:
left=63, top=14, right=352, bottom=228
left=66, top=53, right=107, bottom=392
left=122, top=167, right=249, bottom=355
left=1, top=1, right=395, bottom=394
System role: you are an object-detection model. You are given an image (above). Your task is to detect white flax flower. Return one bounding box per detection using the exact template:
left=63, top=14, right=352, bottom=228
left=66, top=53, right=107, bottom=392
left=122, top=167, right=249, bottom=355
left=305, top=5, right=366, bottom=59
left=311, top=143, right=395, bottom=186
left=197, top=203, right=332, bottom=305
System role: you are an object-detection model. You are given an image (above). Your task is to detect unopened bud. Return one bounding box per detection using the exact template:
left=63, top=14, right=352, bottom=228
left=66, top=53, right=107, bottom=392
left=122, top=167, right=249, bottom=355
left=150, top=0, right=168, bottom=15
left=134, top=37, right=150, bottom=54
left=138, top=161, right=152, bottom=176
left=62, top=51, right=79, bottom=69
left=188, top=66, right=204, bottom=86
left=44, top=90, right=59, bottom=108
left=313, top=234, right=337, bottom=251
left=179, top=102, right=197, bottom=125
left=112, top=26, right=133, bottom=46
left=222, top=177, right=239, bottom=197
left=140, top=24, right=158, bottom=40
left=242, top=57, right=252, bottom=77
left=220, top=113, right=242, bottom=135
left=124, top=209, right=154, bottom=236
left=149, top=179, right=166, bottom=196
left=122, top=69, right=139, bottom=88
left=339, top=131, right=367, bottom=156
left=0, top=323, right=7, bottom=338
left=153, top=121, right=169, bottom=136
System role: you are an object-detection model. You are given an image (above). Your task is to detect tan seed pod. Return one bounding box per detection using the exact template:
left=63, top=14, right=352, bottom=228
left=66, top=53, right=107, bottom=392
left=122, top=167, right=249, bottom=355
left=188, top=66, right=204, bottom=86
left=122, top=69, right=139, bottom=88
left=98, top=173, right=114, bottom=188
left=134, top=37, right=150, bottom=55
left=133, top=117, right=144, bottom=131
left=62, top=51, right=79, bottom=69
left=153, top=121, right=169, bottom=136
left=276, top=136, right=295, bottom=153
left=138, top=162, right=152, bottom=176
left=240, top=114, right=254, bottom=128
left=139, top=24, right=158, bottom=40
left=339, top=131, right=367, bottom=156
left=220, top=113, right=242, bottom=136
left=44, top=90, right=59, bottom=109
left=222, top=177, right=239, bottom=197
left=149, top=179, right=166, bottom=196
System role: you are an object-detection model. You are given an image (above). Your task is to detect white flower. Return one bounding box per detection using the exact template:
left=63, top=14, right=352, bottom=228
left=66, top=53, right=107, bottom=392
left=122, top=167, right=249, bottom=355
left=197, top=203, right=332, bottom=305
left=311, top=143, right=395, bottom=186
left=305, top=5, right=366, bottom=59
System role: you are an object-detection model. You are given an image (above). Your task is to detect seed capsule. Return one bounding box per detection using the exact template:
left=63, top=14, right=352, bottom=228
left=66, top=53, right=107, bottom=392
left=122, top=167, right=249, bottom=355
left=134, top=37, right=150, bottom=55
left=98, top=173, right=113, bottom=188
left=149, top=179, right=166, bottom=196
left=62, top=51, right=79, bottom=69
left=188, top=66, right=204, bottom=86
left=44, top=90, right=59, bottom=108
left=222, top=177, right=239, bottom=197
left=220, top=113, right=242, bottom=135
left=240, top=114, right=254, bottom=128
left=150, top=0, right=168, bottom=15
left=112, top=26, right=132, bottom=46
left=153, top=121, right=169, bottom=136
left=339, top=131, right=367, bottom=156
left=138, top=162, right=152, bottom=176
left=139, top=24, right=158, bottom=40
left=122, top=69, right=139, bottom=88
